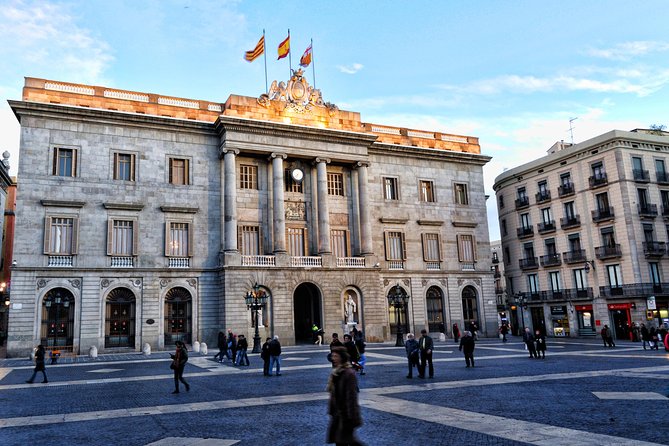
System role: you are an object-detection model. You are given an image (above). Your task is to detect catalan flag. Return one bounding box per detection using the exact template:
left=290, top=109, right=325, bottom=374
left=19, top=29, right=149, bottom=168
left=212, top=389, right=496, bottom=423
left=277, top=33, right=290, bottom=60
left=244, top=35, right=265, bottom=63
left=299, top=44, right=312, bottom=67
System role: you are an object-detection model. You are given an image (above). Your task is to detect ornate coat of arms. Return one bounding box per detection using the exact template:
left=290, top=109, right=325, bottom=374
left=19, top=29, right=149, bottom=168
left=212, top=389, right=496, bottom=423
left=258, top=69, right=338, bottom=116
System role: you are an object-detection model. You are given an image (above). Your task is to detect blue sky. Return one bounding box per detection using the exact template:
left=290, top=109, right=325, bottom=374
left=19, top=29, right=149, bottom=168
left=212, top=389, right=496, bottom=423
left=1, top=0, right=668, bottom=240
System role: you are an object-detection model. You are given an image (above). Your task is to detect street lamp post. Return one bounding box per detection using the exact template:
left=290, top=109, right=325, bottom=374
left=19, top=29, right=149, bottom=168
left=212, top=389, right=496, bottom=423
left=244, top=283, right=268, bottom=354
left=516, top=293, right=527, bottom=330
left=387, top=284, right=410, bottom=347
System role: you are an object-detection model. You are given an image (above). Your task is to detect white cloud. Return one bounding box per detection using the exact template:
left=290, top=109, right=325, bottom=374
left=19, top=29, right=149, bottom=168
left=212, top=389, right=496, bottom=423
left=337, top=63, right=364, bottom=74
left=586, top=41, right=669, bottom=61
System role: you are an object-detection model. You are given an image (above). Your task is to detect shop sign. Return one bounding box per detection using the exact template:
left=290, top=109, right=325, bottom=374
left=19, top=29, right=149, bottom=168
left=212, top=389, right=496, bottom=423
left=550, top=306, right=566, bottom=314
left=607, top=303, right=631, bottom=310
left=575, top=305, right=593, bottom=311
left=647, top=296, right=656, bottom=310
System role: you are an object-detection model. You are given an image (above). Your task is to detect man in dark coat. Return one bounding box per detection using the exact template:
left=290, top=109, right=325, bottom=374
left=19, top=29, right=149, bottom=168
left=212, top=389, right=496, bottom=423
left=327, top=346, right=363, bottom=445
left=523, top=327, right=538, bottom=358
left=418, top=329, right=434, bottom=378
left=452, top=323, right=460, bottom=343
left=26, top=344, right=48, bottom=383
left=268, top=335, right=282, bottom=376
left=214, top=330, right=226, bottom=362
left=404, top=333, right=419, bottom=378
left=459, top=330, right=476, bottom=367
left=641, top=323, right=650, bottom=350
left=343, top=334, right=360, bottom=366
left=170, top=340, right=190, bottom=394
left=261, top=337, right=271, bottom=376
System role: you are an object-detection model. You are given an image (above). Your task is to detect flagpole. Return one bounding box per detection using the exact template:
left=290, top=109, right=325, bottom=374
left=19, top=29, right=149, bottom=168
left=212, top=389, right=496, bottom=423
left=288, top=29, right=292, bottom=76
left=263, top=29, right=268, bottom=94
left=310, top=38, right=316, bottom=88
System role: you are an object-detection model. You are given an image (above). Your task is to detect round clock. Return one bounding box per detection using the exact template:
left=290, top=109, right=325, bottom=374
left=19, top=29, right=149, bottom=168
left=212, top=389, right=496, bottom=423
left=291, top=168, right=304, bottom=183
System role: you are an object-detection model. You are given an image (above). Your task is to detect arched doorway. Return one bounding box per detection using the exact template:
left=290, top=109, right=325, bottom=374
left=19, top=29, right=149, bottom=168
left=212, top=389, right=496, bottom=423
left=426, top=286, right=445, bottom=333
left=462, top=286, right=479, bottom=330
left=105, top=288, right=136, bottom=348
left=165, top=287, right=192, bottom=345
left=293, top=283, right=322, bottom=343
left=41, top=288, right=75, bottom=350
left=387, top=286, right=410, bottom=336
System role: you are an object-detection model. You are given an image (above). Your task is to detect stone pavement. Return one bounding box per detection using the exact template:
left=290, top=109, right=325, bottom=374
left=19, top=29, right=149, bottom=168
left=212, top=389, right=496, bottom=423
left=0, top=337, right=667, bottom=445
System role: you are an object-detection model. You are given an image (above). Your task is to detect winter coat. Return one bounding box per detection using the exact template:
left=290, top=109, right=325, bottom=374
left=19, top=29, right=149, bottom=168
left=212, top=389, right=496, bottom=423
left=535, top=334, right=547, bottom=352
left=459, top=335, right=475, bottom=354
left=327, top=367, right=362, bottom=444
left=261, top=341, right=270, bottom=360
left=268, top=339, right=281, bottom=356
left=523, top=331, right=535, bottom=344
left=405, top=339, right=419, bottom=361
left=34, top=347, right=46, bottom=371
left=237, top=337, right=248, bottom=351
left=217, top=331, right=226, bottom=349
left=344, top=340, right=360, bottom=363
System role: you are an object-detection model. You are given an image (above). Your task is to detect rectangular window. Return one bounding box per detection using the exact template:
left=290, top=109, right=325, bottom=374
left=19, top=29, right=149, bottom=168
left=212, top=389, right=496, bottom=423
left=287, top=227, right=307, bottom=256
left=285, top=169, right=303, bottom=193
left=650, top=262, right=661, bottom=285
left=632, top=156, right=643, bottom=172
left=384, top=177, right=399, bottom=200
left=114, top=153, right=136, bottom=181
left=331, top=229, right=349, bottom=258
left=592, top=162, right=605, bottom=178
left=564, top=201, right=576, bottom=219
left=422, top=233, right=441, bottom=261
left=573, top=269, right=587, bottom=290
left=239, top=164, right=258, bottom=190
left=595, top=192, right=609, bottom=211
left=53, top=147, right=77, bottom=177
left=601, top=227, right=616, bottom=247
left=560, top=172, right=571, bottom=186
left=520, top=213, right=531, bottom=229
left=107, top=219, right=136, bottom=256
left=541, top=207, right=553, bottom=224
left=517, top=187, right=527, bottom=199
left=523, top=242, right=535, bottom=258
left=498, top=195, right=504, bottom=209
left=501, top=219, right=507, bottom=236
left=549, top=271, right=562, bottom=292
left=643, top=223, right=655, bottom=243
left=607, top=264, right=623, bottom=287
left=384, top=231, right=406, bottom=260
left=661, top=191, right=669, bottom=209
left=568, top=233, right=582, bottom=252
left=638, top=188, right=649, bottom=207
left=544, top=238, right=557, bottom=255
left=656, top=159, right=667, bottom=181
left=44, top=216, right=78, bottom=254
left=238, top=225, right=260, bottom=256
left=454, top=183, right=469, bottom=205
left=457, top=234, right=476, bottom=262
left=166, top=222, right=191, bottom=257
left=528, top=274, right=539, bottom=294
left=327, top=173, right=344, bottom=196
left=420, top=180, right=435, bottom=202
left=169, top=158, right=189, bottom=185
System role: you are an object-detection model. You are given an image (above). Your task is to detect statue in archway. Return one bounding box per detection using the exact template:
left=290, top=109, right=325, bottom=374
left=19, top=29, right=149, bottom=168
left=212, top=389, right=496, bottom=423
left=344, top=295, right=358, bottom=324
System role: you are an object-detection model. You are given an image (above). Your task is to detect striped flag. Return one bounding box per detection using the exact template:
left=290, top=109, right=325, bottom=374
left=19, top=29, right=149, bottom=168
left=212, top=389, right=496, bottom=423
left=277, top=34, right=290, bottom=60
left=299, top=44, right=312, bottom=67
left=244, top=35, right=265, bottom=62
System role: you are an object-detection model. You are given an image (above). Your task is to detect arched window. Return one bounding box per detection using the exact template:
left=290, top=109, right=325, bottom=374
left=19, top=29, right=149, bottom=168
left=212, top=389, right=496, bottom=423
left=165, top=287, right=192, bottom=345
left=462, top=286, right=479, bottom=326
left=105, top=288, right=136, bottom=348
left=41, top=288, right=75, bottom=350
left=426, top=286, right=444, bottom=333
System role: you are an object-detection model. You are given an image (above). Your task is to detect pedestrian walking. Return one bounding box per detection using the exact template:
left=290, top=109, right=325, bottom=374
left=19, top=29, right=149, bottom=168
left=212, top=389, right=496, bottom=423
left=418, top=329, right=434, bottom=378
left=535, top=329, right=546, bottom=359
left=641, top=323, right=650, bottom=350
left=214, top=330, right=226, bottom=362
left=404, top=333, right=419, bottom=378
left=459, top=330, right=476, bottom=367
left=326, top=346, right=363, bottom=446
left=268, top=335, right=282, bottom=376
left=227, top=329, right=237, bottom=361
left=601, top=325, right=615, bottom=347
left=499, top=323, right=509, bottom=343
left=343, top=334, right=360, bottom=369
left=354, top=333, right=367, bottom=375
left=312, top=324, right=324, bottom=345
left=452, top=323, right=460, bottom=343
left=26, top=344, right=48, bottom=384
left=469, top=321, right=479, bottom=340
left=170, top=340, right=190, bottom=394
left=261, top=337, right=271, bottom=376
left=650, top=327, right=659, bottom=350
left=235, top=334, right=250, bottom=366
left=523, top=327, right=538, bottom=358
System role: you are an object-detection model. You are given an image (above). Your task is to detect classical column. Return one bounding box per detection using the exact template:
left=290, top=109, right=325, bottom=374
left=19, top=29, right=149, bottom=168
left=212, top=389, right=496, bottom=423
left=223, top=148, right=239, bottom=252
left=357, top=161, right=373, bottom=255
left=271, top=153, right=287, bottom=253
left=315, top=158, right=332, bottom=254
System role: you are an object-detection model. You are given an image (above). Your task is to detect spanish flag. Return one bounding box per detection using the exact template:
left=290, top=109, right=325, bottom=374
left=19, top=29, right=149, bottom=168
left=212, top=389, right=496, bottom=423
left=299, top=44, right=312, bottom=67
left=244, top=35, right=265, bottom=63
left=277, top=34, right=290, bottom=60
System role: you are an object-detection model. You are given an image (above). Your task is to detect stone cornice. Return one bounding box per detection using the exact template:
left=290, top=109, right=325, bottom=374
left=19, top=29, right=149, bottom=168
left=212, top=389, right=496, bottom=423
left=417, top=220, right=444, bottom=226
left=379, top=217, right=409, bottom=224
left=40, top=199, right=86, bottom=208
left=160, top=206, right=199, bottom=214
left=103, top=202, right=145, bottom=211
left=452, top=220, right=478, bottom=228
left=370, top=142, right=491, bottom=165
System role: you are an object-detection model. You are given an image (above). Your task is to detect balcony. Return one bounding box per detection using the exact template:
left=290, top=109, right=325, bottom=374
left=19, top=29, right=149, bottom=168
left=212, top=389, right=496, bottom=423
left=519, top=257, right=539, bottom=270
left=48, top=255, right=73, bottom=267
left=535, top=191, right=551, bottom=204
left=662, top=206, right=669, bottom=219
left=388, top=260, right=405, bottom=270
left=540, top=253, right=562, bottom=267
left=632, top=169, right=650, bottom=182
left=291, top=256, right=322, bottom=267
left=638, top=203, right=658, bottom=219
left=592, top=207, right=615, bottom=223
left=595, top=244, right=622, bottom=259
left=424, top=261, right=441, bottom=271
left=110, top=256, right=134, bottom=268
left=534, top=288, right=594, bottom=302
left=560, top=215, right=581, bottom=229
left=460, top=262, right=476, bottom=271
left=563, top=249, right=587, bottom=264
left=589, top=173, right=608, bottom=189
left=168, top=257, right=190, bottom=268
left=515, top=196, right=530, bottom=209
left=657, top=171, right=669, bottom=184
left=337, top=257, right=366, bottom=268
left=537, top=221, right=556, bottom=234
left=643, top=241, right=666, bottom=258
left=242, top=255, right=276, bottom=267
left=558, top=183, right=575, bottom=197
left=598, top=283, right=669, bottom=299
left=516, top=226, right=534, bottom=239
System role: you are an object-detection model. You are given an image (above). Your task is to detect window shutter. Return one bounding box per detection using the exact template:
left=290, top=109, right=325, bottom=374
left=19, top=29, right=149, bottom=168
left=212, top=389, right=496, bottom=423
left=472, top=235, right=477, bottom=261
left=303, top=228, right=308, bottom=256
left=72, top=149, right=77, bottom=177
left=457, top=235, right=463, bottom=261
left=130, top=154, right=136, bottom=181
left=237, top=225, right=243, bottom=254
left=164, top=222, right=170, bottom=256
left=168, top=159, right=173, bottom=184
left=113, top=153, right=118, bottom=180
left=72, top=218, right=79, bottom=254
left=437, top=234, right=442, bottom=261
left=107, top=219, right=114, bottom=255
left=384, top=231, right=390, bottom=260
left=52, top=149, right=58, bottom=175
left=132, top=220, right=139, bottom=256
left=421, top=234, right=428, bottom=261
left=401, top=232, right=407, bottom=260
left=345, top=230, right=351, bottom=257
left=187, top=222, right=194, bottom=257
left=43, top=217, right=52, bottom=254
left=185, top=159, right=190, bottom=185
left=258, top=226, right=263, bottom=255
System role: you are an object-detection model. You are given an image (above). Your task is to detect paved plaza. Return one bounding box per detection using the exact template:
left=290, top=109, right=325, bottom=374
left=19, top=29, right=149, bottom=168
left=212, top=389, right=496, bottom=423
left=0, top=337, right=668, bottom=445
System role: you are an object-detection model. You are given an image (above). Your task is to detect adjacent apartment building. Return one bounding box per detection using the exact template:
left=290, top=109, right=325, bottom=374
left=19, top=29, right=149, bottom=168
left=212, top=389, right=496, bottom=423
left=494, top=129, right=669, bottom=340
left=5, top=75, right=495, bottom=356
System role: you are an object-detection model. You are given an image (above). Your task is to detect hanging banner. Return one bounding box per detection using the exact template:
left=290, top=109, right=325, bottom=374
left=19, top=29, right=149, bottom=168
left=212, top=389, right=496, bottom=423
left=647, top=295, right=656, bottom=310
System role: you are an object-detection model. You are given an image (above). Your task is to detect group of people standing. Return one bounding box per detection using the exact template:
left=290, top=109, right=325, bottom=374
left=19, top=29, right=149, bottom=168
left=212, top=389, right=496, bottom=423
left=404, top=329, right=435, bottom=378
left=214, top=329, right=250, bottom=366
left=522, top=327, right=547, bottom=359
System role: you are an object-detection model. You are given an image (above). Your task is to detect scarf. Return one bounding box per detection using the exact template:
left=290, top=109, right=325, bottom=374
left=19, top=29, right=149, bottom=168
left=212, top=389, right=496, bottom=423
left=326, top=363, right=351, bottom=392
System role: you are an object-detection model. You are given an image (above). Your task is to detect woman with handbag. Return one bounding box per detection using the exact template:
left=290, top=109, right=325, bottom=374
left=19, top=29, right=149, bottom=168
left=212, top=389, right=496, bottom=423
left=170, top=340, right=190, bottom=394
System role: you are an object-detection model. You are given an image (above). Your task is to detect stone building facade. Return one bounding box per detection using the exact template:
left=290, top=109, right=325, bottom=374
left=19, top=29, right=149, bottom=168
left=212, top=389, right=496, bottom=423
left=6, top=76, right=494, bottom=356
left=494, top=130, right=669, bottom=340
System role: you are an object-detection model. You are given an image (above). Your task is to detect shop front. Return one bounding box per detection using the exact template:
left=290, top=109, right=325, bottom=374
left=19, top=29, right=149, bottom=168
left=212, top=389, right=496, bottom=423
left=646, top=296, right=669, bottom=329
left=550, top=305, right=570, bottom=337
left=575, top=304, right=596, bottom=336
left=608, top=303, right=632, bottom=341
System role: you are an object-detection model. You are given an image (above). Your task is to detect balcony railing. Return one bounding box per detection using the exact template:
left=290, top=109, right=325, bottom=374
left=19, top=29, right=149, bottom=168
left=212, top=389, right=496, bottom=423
left=48, top=255, right=73, bottom=267
left=638, top=203, right=658, bottom=218
left=516, top=226, right=534, bottom=238
left=515, top=196, right=530, bottom=209
left=540, top=254, right=562, bottom=267
left=535, top=191, right=551, bottom=203
left=662, top=206, right=669, bottom=218
left=560, top=215, right=581, bottom=229
left=558, top=183, right=575, bottom=197
left=657, top=171, right=669, bottom=184
left=291, top=256, right=322, bottom=267
left=110, top=256, right=134, bottom=268
left=519, top=257, right=539, bottom=270
left=425, top=261, right=441, bottom=271
left=592, top=207, right=615, bottom=222
left=168, top=257, right=190, bottom=268
left=537, top=221, right=556, bottom=233
left=599, top=283, right=669, bottom=299
left=242, top=255, right=276, bottom=267
left=460, top=262, right=476, bottom=271
left=388, top=260, right=404, bottom=270
left=643, top=241, right=666, bottom=257
left=633, top=169, right=650, bottom=182
left=589, top=173, right=608, bottom=188
left=595, top=244, right=622, bottom=259
left=540, top=288, right=594, bottom=301
left=337, top=257, right=366, bottom=268
left=563, top=249, right=587, bottom=264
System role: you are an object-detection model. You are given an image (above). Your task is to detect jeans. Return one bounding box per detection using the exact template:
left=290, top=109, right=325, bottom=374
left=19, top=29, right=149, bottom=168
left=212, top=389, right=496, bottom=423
left=236, top=349, right=249, bottom=366
left=269, top=355, right=281, bottom=375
